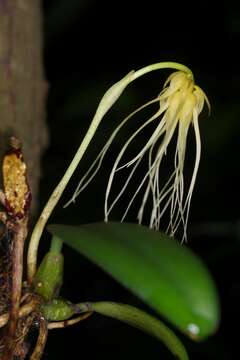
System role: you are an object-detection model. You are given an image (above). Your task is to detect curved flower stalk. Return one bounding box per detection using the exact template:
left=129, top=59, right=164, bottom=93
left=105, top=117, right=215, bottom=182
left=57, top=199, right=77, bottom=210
left=69, top=71, right=209, bottom=241
left=27, top=62, right=207, bottom=282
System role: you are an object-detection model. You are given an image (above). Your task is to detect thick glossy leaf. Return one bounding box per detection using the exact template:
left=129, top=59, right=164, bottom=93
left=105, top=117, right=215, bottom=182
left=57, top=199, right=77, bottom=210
left=76, top=301, right=189, bottom=360
left=48, top=222, right=220, bottom=340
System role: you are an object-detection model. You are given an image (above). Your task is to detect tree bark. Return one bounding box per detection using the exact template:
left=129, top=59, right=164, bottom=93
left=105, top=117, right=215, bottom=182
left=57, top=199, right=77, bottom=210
left=0, top=0, right=48, bottom=214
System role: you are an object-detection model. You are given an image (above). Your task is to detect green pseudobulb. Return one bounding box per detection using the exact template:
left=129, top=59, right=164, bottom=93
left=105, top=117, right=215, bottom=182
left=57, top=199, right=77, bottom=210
left=33, top=252, right=64, bottom=301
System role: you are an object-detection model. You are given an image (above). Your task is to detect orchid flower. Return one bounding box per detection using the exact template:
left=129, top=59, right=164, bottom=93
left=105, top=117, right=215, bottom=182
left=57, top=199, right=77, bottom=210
left=28, top=62, right=209, bottom=280
left=67, top=70, right=209, bottom=241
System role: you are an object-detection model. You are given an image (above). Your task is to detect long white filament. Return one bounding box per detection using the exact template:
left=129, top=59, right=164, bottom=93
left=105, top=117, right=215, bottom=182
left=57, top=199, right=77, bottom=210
left=103, top=78, right=206, bottom=241
left=64, top=98, right=160, bottom=207
left=116, top=115, right=180, bottom=225
left=105, top=107, right=168, bottom=218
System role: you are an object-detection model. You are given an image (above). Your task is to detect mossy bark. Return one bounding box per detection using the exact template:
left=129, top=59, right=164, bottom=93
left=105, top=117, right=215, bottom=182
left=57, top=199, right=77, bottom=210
left=0, top=0, right=48, bottom=214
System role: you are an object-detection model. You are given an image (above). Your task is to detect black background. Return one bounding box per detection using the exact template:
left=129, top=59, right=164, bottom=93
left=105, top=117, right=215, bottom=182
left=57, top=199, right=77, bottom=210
left=40, top=1, right=240, bottom=359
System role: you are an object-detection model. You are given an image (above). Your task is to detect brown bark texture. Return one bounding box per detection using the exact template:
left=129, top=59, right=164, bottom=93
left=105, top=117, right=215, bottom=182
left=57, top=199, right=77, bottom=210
left=0, top=0, right=48, bottom=214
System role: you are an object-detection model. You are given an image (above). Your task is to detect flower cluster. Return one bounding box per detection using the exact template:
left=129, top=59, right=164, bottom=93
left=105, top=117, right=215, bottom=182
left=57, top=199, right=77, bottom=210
left=67, top=70, right=209, bottom=241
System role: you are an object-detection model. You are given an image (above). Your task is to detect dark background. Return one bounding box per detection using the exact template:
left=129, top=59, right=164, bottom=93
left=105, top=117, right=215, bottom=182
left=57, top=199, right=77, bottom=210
left=41, top=1, right=240, bottom=359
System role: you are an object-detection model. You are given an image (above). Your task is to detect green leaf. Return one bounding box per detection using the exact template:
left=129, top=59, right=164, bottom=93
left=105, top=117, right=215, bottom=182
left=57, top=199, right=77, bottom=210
left=48, top=222, right=220, bottom=340
left=76, top=301, right=189, bottom=360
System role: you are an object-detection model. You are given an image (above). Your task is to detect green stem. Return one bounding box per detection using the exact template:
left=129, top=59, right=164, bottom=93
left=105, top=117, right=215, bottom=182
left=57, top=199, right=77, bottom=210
left=132, top=62, right=193, bottom=81
left=27, top=71, right=134, bottom=282
left=49, top=236, right=63, bottom=254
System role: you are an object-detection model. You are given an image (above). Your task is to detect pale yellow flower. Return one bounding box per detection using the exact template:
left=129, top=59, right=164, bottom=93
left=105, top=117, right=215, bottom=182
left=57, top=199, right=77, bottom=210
left=67, top=70, right=209, bottom=241
left=28, top=63, right=208, bottom=281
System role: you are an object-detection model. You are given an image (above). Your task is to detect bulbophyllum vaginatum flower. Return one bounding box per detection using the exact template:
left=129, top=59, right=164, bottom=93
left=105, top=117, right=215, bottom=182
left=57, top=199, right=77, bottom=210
left=67, top=71, right=210, bottom=239
left=66, top=68, right=210, bottom=241
left=0, top=64, right=211, bottom=360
